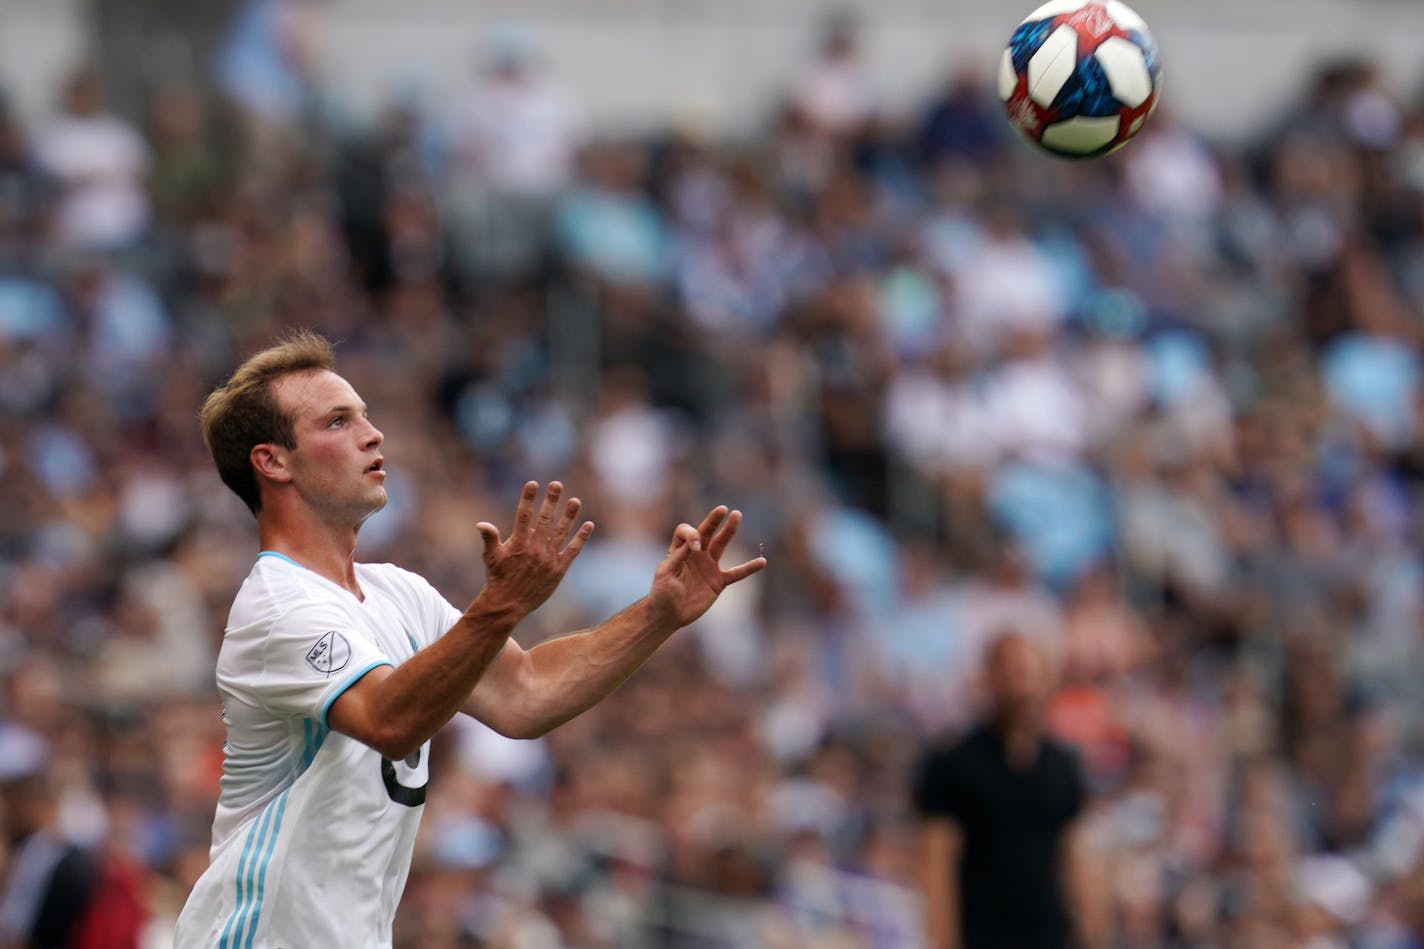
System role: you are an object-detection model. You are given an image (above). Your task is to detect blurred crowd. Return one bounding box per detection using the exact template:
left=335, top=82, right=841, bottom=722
left=4, top=3, right=1424, bottom=946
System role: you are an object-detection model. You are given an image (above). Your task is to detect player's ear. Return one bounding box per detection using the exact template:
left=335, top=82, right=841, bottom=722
left=251, top=443, right=294, bottom=484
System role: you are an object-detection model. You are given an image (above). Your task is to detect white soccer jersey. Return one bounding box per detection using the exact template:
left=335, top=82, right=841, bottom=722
left=175, top=552, right=463, bottom=949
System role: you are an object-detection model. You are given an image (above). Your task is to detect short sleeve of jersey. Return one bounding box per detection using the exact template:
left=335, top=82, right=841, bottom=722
left=912, top=745, right=965, bottom=821
left=360, top=564, right=463, bottom=650
left=1058, top=743, right=1088, bottom=824
left=252, top=601, right=394, bottom=725
left=402, top=570, right=463, bottom=648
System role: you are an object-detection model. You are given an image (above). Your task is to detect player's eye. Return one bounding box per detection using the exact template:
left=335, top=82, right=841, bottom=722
left=329, top=417, right=344, bottom=428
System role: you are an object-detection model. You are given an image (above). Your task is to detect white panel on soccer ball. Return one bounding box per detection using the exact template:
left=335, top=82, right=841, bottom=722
left=1127, top=115, right=1146, bottom=138
left=1021, top=0, right=1090, bottom=24
left=998, top=49, right=1019, bottom=102
left=1041, top=116, right=1120, bottom=155
left=1103, top=0, right=1149, bottom=33
left=1095, top=36, right=1153, bottom=108
left=1027, top=24, right=1079, bottom=109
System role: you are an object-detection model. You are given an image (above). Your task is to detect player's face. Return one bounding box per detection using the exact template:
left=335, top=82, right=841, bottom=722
left=272, top=370, right=387, bottom=525
left=986, top=635, right=1049, bottom=719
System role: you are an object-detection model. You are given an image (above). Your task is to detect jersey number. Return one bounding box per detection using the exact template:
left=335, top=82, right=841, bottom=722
left=381, top=749, right=427, bottom=807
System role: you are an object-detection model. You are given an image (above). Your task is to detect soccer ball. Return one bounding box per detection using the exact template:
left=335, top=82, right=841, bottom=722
left=998, top=0, right=1162, bottom=159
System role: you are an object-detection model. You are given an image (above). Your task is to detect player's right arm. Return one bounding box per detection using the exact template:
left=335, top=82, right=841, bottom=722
left=327, top=482, right=589, bottom=760
left=916, top=816, right=964, bottom=949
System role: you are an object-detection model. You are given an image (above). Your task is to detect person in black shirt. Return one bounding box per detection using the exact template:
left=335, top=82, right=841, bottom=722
left=912, top=632, right=1104, bottom=949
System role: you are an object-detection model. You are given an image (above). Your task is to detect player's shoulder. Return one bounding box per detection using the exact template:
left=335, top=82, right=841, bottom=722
left=922, top=723, right=1000, bottom=774
left=356, top=561, right=441, bottom=600
left=229, top=553, right=353, bottom=628
left=916, top=726, right=973, bottom=772
left=1040, top=733, right=1086, bottom=772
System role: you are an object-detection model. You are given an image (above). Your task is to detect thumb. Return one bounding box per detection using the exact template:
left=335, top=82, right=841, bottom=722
left=668, top=523, right=701, bottom=554
left=660, top=535, right=696, bottom=575
left=476, top=522, right=502, bottom=562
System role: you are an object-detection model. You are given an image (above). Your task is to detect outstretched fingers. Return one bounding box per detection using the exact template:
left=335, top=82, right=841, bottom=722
left=705, top=508, right=743, bottom=561
left=720, top=555, right=768, bottom=585
left=559, top=520, right=596, bottom=564
left=534, top=481, right=564, bottom=539
left=550, top=493, right=582, bottom=545
left=511, top=481, right=539, bottom=540
left=488, top=481, right=591, bottom=559
left=696, top=506, right=728, bottom=550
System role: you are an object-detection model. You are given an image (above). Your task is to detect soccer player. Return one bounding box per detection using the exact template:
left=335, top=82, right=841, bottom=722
left=174, top=331, right=766, bottom=947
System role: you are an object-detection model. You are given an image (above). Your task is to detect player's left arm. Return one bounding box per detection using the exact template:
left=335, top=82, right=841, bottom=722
left=462, top=506, right=766, bottom=738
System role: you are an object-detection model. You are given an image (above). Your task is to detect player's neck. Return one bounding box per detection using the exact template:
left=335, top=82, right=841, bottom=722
left=992, top=713, right=1043, bottom=769
left=257, top=508, right=364, bottom=599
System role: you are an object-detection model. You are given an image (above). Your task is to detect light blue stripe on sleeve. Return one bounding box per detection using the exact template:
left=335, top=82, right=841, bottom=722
left=318, top=659, right=393, bottom=728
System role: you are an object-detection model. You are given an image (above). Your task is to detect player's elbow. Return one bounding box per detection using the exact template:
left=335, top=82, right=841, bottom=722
left=481, top=710, right=552, bottom=741
left=338, top=710, right=425, bottom=761
left=379, top=740, right=422, bottom=762
left=466, top=654, right=557, bottom=739
left=366, top=725, right=426, bottom=762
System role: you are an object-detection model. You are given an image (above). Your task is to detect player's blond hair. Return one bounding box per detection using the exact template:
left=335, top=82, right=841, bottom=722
left=199, top=330, right=337, bottom=515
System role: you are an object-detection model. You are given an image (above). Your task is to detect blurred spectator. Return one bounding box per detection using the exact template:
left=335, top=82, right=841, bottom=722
left=145, top=83, right=230, bottom=233
left=789, top=12, right=879, bottom=140
left=0, top=93, right=48, bottom=260
left=216, top=0, right=322, bottom=130
left=555, top=142, right=670, bottom=292
left=915, top=64, right=1005, bottom=168
left=937, top=202, right=1069, bottom=359
left=913, top=633, right=1102, bottom=949
left=31, top=67, right=149, bottom=251
left=0, top=737, right=147, bottom=949
left=446, top=23, right=582, bottom=288
left=1120, top=111, right=1225, bottom=223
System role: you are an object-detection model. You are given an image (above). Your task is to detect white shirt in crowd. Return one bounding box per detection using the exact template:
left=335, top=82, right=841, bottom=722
left=33, top=113, right=150, bottom=249
left=448, top=71, right=581, bottom=197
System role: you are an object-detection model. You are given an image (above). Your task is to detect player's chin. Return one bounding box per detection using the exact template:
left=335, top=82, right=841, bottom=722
left=358, top=487, right=389, bottom=517
left=355, top=495, right=387, bottom=530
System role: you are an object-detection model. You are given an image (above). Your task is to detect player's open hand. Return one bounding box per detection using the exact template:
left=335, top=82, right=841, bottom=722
left=648, top=506, right=766, bottom=629
left=476, top=481, right=593, bottom=618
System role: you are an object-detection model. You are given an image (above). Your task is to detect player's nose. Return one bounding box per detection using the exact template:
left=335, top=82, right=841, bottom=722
left=361, top=419, right=384, bottom=449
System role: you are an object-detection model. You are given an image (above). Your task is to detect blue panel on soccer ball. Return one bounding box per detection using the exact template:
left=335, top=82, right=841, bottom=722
left=1133, top=34, right=1162, bottom=81
left=1010, top=19, right=1058, bottom=74
left=1055, top=55, right=1122, bottom=118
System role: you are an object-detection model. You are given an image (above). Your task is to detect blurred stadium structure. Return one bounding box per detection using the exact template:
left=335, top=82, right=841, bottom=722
left=5, top=0, right=1424, bottom=139
left=2, top=0, right=1424, bottom=946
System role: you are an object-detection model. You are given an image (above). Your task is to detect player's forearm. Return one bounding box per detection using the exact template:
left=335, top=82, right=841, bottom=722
left=921, top=866, right=959, bottom=949
left=917, top=821, right=962, bottom=949
left=476, top=596, right=680, bottom=738
left=361, top=597, right=521, bottom=758
left=936, top=878, right=962, bottom=949
left=1064, top=830, right=1109, bottom=949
